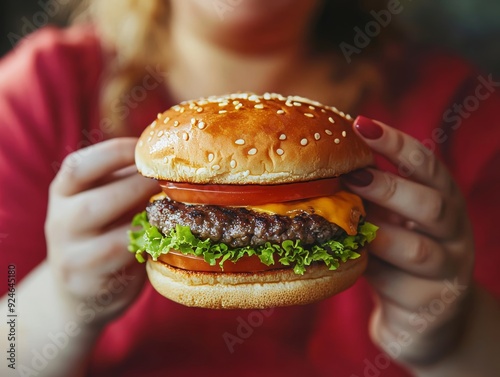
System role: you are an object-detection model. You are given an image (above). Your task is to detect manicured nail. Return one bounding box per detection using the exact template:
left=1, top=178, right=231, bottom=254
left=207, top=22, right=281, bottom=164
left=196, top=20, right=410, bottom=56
left=354, top=116, right=383, bottom=140
left=343, top=169, right=374, bottom=187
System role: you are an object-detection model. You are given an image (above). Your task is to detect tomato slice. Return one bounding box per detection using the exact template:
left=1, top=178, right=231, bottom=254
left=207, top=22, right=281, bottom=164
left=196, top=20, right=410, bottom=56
left=158, top=178, right=340, bottom=206
left=157, top=251, right=287, bottom=273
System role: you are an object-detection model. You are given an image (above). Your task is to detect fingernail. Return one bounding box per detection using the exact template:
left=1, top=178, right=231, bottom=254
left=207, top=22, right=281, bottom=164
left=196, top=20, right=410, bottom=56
left=343, top=169, right=374, bottom=187
left=354, top=116, right=383, bottom=140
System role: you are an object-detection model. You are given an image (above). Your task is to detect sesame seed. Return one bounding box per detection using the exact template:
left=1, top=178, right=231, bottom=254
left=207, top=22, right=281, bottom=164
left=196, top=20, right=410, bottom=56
left=173, top=121, right=179, bottom=127
left=183, top=132, right=189, bottom=141
left=149, top=130, right=154, bottom=136
left=179, top=107, right=185, bottom=113
left=230, top=160, right=237, bottom=168
left=219, top=101, right=228, bottom=107
left=276, top=148, right=284, bottom=156
left=173, top=105, right=181, bottom=112
left=235, top=103, right=243, bottom=110
left=191, top=118, right=196, bottom=125
left=339, top=111, right=346, bottom=117
left=321, top=109, right=326, bottom=113
left=208, top=153, right=214, bottom=162
left=254, top=104, right=264, bottom=109
left=328, top=117, right=335, bottom=124
left=293, top=102, right=302, bottom=106
left=235, top=139, right=245, bottom=145
left=325, top=129, right=333, bottom=135
left=285, top=101, right=293, bottom=107
left=263, top=93, right=271, bottom=100
left=197, top=107, right=203, bottom=113
left=212, top=164, right=221, bottom=171
left=232, top=100, right=240, bottom=105
left=314, top=133, right=321, bottom=140
left=157, top=113, right=162, bottom=119
left=300, top=138, right=308, bottom=146
left=147, top=136, right=152, bottom=142
left=309, top=106, right=315, bottom=110
left=342, top=131, right=347, bottom=137
left=163, top=117, right=170, bottom=124
left=346, top=114, right=353, bottom=121
left=157, top=130, right=164, bottom=137
left=304, top=113, right=314, bottom=118
left=249, top=94, right=260, bottom=102
left=279, top=134, right=287, bottom=140
left=150, top=120, right=157, bottom=128
left=219, top=110, right=228, bottom=114
left=197, top=121, right=206, bottom=129
left=138, top=140, right=143, bottom=147
left=248, top=148, right=257, bottom=155
left=276, top=109, right=285, bottom=115
left=334, top=138, right=340, bottom=144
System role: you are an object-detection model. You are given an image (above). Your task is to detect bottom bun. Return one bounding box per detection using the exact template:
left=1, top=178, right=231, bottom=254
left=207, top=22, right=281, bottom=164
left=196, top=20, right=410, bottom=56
left=146, top=250, right=368, bottom=309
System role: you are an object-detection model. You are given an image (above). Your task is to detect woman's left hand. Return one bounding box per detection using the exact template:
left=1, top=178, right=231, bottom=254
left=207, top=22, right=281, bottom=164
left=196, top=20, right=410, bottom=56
left=342, top=116, right=476, bottom=369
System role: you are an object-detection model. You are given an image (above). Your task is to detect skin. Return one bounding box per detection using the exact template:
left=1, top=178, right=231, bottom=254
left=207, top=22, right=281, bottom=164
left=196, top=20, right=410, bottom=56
left=1, top=0, right=499, bottom=375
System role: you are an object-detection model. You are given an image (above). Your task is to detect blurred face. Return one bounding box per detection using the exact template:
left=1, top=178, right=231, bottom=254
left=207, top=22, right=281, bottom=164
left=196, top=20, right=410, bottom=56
left=169, top=0, right=323, bottom=53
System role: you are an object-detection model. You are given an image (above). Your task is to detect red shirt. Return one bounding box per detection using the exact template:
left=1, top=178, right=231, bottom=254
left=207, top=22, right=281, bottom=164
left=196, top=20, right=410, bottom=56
left=1, top=27, right=499, bottom=377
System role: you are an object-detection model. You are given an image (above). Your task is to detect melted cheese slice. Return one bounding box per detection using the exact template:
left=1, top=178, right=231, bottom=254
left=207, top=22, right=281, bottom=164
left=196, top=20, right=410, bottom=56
left=246, top=191, right=365, bottom=235
left=150, top=191, right=168, bottom=202
left=150, top=190, right=365, bottom=235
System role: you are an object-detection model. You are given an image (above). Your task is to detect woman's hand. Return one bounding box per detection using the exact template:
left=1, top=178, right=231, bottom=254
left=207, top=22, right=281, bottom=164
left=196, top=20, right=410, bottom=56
left=342, top=116, right=477, bottom=370
left=45, top=138, right=159, bottom=327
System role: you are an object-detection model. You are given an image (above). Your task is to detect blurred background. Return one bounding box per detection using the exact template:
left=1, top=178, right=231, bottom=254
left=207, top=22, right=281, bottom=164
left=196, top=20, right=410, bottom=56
left=397, top=0, right=500, bottom=78
left=1, top=0, right=499, bottom=77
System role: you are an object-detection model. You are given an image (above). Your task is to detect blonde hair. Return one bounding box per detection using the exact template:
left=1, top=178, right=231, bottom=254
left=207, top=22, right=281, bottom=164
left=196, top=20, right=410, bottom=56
left=72, top=0, right=170, bottom=134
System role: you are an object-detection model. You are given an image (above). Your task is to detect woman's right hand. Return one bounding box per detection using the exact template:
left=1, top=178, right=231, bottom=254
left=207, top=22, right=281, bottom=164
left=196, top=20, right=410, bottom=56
left=45, top=138, right=159, bottom=327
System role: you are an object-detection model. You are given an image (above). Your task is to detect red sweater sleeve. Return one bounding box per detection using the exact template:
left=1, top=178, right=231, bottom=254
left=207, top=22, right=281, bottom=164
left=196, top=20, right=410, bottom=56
left=0, top=27, right=103, bottom=292
left=445, top=78, right=500, bottom=299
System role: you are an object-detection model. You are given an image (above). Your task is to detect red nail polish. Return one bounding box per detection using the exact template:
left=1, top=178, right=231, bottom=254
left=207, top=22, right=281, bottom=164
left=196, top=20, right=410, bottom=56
left=354, top=116, right=383, bottom=140
left=343, top=169, right=373, bottom=187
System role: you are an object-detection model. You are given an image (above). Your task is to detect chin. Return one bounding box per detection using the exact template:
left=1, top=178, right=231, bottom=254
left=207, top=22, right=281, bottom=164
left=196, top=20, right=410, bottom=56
left=224, top=0, right=318, bottom=25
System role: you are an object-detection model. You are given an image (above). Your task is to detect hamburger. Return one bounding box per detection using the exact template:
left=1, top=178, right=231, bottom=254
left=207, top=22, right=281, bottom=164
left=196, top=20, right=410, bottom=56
left=128, top=93, right=377, bottom=309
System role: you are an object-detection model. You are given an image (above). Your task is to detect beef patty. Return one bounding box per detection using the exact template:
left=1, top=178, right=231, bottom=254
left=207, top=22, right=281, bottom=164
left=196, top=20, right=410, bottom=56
left=147, top=198, right=345, bottom=248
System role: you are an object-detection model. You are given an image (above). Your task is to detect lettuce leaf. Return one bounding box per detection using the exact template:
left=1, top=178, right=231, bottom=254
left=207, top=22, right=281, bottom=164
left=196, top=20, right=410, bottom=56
left=128, top=211, right=378, bottom=275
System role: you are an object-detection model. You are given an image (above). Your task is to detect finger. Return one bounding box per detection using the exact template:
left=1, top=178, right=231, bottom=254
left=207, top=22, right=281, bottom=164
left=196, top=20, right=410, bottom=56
left=89, top=224, right=143, bottom=275
left=369, top=223, right=453, bottom=279
left=368, top=299, right=414, bottom=348
left=73, top=173, right=159, bottom=231
left=63, top=224, right=140, bottom=277
left=94, top=165, right=139, bottom=187
left=363, top=202, right=409, bottom=228
left=52, top=138, right=139, bottom=197
left=343, top=169, right=460, bottom=239
left=353, top=116, right=454, bottom=193
left=365, top=256, right=469, bottom=312
left=368, top=299, right=463, bottom=366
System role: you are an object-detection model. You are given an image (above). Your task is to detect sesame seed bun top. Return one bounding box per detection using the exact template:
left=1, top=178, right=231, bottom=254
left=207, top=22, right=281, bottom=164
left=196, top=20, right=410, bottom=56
left=135, top=92, right=373, bottom=184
